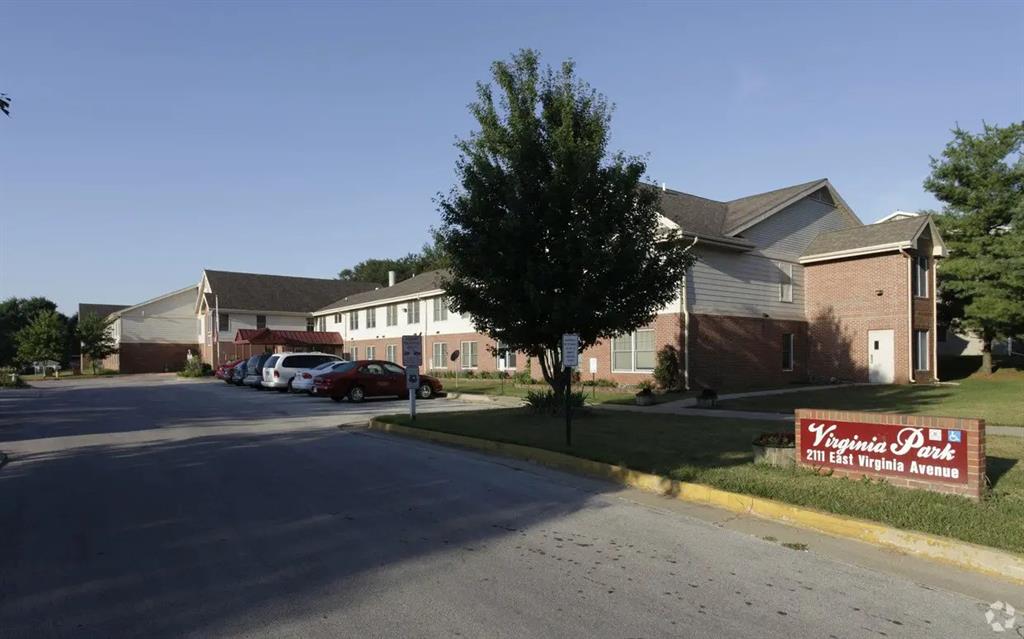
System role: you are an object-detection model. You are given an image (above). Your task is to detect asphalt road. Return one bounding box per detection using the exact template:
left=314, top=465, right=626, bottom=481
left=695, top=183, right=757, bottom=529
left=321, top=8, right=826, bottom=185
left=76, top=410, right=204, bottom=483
left=0, top=375, right=1017, bottom=638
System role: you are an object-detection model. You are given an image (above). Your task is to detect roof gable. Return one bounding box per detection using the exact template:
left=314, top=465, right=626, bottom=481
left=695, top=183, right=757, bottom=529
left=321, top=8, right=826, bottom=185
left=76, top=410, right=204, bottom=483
left=78, top=303, right=129, bottom=319
left=204, top=270, right=377, bottom=313
left=801, top=215, right=934, bottom=263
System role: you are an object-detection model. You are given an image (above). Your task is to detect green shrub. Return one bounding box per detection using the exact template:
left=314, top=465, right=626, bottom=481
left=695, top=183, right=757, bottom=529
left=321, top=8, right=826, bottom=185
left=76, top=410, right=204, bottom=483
left=177, top=358, right=212, bottom=378
left=0, top=367, right=26, bottom=388
left=653, top=344, right=681, bottom=390
left=512, top=370, right=532, bottom=385
left=524, top=389, right=587, bottom=415
left=581, top=378, right=617, bottom=388
left=478, top=370, right=494, bottom=379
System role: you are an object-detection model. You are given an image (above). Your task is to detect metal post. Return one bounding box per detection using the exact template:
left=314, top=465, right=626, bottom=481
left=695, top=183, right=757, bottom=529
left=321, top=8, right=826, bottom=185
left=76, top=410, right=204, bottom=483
left=409, top=388, right=416, bottom=421
left=564, top=365, right=572, bottom=447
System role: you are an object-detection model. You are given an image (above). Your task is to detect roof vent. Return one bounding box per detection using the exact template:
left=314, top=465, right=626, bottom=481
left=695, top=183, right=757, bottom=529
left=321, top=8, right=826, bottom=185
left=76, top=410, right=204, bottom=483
left=388, top=270, right=396, bottom=287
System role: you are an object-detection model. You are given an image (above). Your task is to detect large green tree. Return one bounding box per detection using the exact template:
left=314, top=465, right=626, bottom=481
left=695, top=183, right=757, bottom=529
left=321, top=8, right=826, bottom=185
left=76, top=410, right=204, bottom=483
left=0, top=296, right=60, bottom=365
left=924, top=122, right=1024, bottom=374
left=77, top=312, right=118, bottom=373
left=337, top=238, right=449, bottom=285
left=15, top=311, right=67, bottom=370
left=437, top=50, right=694, bottom=405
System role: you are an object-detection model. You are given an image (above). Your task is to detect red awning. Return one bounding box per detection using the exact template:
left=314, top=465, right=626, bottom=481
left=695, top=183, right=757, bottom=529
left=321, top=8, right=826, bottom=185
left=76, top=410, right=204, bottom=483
left=234, top=328, right=344, bottom=346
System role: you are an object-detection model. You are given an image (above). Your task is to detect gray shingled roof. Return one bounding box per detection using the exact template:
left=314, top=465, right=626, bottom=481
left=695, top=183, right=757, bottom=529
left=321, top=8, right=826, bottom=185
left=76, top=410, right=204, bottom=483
left=205, top=270, right=377, bottom=313
left=655, top=179, right=832, bottom=243
left=319, top=269, right=449, bottom=311
left=78, top=303, right=129, bottom=319
left=802, top=215, right=929, bottom=259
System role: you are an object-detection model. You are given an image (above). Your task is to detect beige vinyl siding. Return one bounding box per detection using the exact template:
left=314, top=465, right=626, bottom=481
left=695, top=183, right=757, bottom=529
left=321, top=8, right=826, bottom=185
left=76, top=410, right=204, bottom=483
left=741, top=197, right=856, bottom=261
left=687, top=248, right=806, bottom=321
left=120, top=287, right=199, bottom=343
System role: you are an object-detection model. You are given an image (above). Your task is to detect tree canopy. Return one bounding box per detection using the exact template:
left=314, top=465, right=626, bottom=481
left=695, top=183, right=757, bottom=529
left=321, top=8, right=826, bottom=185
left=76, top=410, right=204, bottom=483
left=77, top=313, right=119, bottom=373
left=15, top=310, right=67, bottom=367
left=0, top=297, right=62, bottom=365
left=437, top=49, right=694, bottom=397
left=925, top=122, right=1024, bottom=372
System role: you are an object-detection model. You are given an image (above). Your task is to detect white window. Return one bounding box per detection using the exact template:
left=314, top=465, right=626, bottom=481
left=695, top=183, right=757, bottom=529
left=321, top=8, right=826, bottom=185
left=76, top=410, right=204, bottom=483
left=348, top=312, right=359, bottom=330
left=366, top=346, right=376, bottom=360
left=431, top=342, right=448, bottom=369
left=461, top=341, right=478, bottom=369
left=386, top=344, right=396, bottom=362
left=782, top=333, right=794, bottom=371
left=386, top=304, right=398, bottom=326
left=914, top=255, right=929, bottom=298
left=611, top=329, right=655, bottom=371
left=779, top=262, right=793, bottom=303
left=406, top=301, right=420, bottom=324
left=914, top=330, right=929, bottom=371
left=366, top=307, right=377, bottom=329
left=432, top=296, right=448, bottom=322
left=351, top=346, right=358, bottom=360
left=496, top=341, right=517, bottom=370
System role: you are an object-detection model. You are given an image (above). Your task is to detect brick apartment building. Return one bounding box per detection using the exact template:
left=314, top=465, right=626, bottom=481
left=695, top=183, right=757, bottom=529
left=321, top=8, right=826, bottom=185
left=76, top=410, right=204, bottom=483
left=315, top=180, right=945, bottom=389
left=82, top=178, right=945, bottom=389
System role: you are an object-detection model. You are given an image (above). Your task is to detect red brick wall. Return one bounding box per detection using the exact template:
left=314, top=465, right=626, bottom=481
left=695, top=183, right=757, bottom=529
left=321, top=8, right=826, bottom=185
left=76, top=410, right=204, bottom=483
left=805, top=252, right=911, bottom=383
left=116, top=343, right=201, bottom=374
left=794, top=409, right=985, bottom=500
left=688, top=314, right=808, bottom=391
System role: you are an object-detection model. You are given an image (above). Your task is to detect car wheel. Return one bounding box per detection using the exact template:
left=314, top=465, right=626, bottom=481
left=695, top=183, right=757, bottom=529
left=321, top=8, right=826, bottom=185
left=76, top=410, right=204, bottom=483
left=348, top=385, right=365, bottom=403
left=418, top=383, right=433, bottom=399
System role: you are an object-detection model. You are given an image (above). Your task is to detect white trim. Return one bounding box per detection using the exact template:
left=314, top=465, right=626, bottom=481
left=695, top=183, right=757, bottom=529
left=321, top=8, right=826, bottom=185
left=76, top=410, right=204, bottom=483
left=932, top=259, right=939, bottom=381
left=610, top=329, right=656, bottom=373
left=115, top=284, right=199, bottom=317
left=799, top=241, right=912, bottom=264
left=460, top=340, right=478, bottom=369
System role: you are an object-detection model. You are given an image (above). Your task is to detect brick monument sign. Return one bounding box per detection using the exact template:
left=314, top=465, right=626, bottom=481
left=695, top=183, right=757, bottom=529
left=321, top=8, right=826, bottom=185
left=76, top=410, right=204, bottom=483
left=794, top=409, right=986, bottom=501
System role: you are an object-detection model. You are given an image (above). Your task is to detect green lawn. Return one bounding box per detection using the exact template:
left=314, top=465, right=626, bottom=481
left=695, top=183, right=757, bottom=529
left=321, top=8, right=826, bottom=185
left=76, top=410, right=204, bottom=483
left=717, top=368, right=1024, bottom=427
left=379, top=408, right=1024, bottom=554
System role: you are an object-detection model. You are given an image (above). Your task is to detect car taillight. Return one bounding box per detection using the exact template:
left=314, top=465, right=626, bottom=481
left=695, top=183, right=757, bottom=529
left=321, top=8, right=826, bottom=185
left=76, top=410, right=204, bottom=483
left=273, top=370, right=279, bottom=378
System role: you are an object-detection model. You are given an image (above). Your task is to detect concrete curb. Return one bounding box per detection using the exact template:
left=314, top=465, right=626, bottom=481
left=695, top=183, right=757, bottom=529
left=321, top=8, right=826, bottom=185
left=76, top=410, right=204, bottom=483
left=442, top=392, right=525, bottom=406
left=367, top=418, right=1024, bottom=585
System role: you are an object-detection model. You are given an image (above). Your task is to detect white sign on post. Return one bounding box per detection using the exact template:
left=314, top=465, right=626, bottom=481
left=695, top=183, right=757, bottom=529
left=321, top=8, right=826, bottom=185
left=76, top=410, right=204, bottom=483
left=401, top=335, right=422, bottom=368
left=561, top=333, right=580, bottom=368
left=589, top=357, right=598, bottom=374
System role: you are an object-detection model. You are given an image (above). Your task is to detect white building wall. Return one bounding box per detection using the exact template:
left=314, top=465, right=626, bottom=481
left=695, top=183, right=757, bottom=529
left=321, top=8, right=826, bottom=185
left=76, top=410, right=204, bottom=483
left=317, top=293, right=485, bottom=342
left=216, top=313, right=306, bottom=342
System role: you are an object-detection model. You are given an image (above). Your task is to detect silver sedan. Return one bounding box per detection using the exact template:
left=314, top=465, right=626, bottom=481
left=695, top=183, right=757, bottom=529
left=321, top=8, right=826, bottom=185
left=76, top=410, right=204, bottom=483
left=290, top=360, right=351, bottom=394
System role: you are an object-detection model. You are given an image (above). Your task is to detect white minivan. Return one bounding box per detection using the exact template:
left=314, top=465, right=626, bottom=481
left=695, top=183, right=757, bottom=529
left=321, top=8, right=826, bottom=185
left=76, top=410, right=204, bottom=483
left=262, top=352, right=343, bottom=392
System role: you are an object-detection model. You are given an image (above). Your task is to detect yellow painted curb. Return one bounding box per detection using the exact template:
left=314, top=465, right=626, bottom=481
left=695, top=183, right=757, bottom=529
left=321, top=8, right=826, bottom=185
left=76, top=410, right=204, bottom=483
left=366, top=418, right=1024, bottom=585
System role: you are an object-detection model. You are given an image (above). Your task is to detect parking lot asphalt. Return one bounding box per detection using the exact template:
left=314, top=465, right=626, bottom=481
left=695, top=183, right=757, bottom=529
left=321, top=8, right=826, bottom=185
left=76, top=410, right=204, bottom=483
left=0, top=375, right=1015, bottom=638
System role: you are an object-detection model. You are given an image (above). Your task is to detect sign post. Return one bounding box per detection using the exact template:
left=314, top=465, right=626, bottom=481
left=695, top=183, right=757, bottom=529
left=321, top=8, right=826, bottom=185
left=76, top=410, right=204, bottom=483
left=402, top=336, right=423, bottom=421
left=588, top=357, right=598, bottom=400
left=561, top=334, right=580, bottom=446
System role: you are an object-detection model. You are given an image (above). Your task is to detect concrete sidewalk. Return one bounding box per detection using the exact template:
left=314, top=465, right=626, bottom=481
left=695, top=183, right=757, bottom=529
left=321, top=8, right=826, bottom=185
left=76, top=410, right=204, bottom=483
left=597, top=383, right=858, bottom=419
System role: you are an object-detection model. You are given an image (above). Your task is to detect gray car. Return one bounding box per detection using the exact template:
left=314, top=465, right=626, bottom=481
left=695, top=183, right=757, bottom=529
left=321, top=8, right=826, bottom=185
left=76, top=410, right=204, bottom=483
left=242, top=353, right=275, bottom=389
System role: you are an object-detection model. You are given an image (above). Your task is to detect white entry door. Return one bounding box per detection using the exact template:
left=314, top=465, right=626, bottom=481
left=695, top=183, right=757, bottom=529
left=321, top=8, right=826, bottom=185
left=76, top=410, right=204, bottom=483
left=867, top=329, right=895, bottom=383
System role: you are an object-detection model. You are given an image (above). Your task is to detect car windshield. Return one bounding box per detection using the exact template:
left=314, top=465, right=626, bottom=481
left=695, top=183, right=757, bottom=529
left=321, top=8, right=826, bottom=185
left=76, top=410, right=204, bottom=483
left=264, top=356, right=279, bottom=369
left=310, top=360, right=337, bottom=371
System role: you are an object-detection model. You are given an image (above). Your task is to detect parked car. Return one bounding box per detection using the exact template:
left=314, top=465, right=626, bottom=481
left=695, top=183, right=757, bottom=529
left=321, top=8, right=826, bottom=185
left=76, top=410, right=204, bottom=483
left=243, top=352, right=275, bottom=389
left=216, top=358, right=245, bottom=381
left=263, top=352, right=343, bottom=392
left=313, top=360, right=442, bottom=402
left=230, top=359, right=248, bottom=385
left=291, top=360, right=351, bottom=394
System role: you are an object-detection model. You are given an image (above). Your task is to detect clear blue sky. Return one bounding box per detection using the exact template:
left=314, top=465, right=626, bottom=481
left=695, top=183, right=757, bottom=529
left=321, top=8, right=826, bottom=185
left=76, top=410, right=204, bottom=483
left=1, top=1, right=1021, bottom=314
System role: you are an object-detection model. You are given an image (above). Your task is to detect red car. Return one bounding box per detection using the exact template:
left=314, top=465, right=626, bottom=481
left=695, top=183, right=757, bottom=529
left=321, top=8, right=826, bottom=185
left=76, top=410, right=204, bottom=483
left=215, top=358, right=246, bottom=381
left=313, top=360, right=443, bottom=402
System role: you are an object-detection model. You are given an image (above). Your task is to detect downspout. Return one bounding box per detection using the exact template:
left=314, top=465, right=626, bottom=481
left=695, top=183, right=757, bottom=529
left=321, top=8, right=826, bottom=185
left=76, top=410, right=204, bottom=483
left=899, top=249, right=913, bottom=383
left=681, top=236, right=699, bottom=391
left=214, top=294, right=220, bottom=365
left=932, top=256, right=939, bottom=382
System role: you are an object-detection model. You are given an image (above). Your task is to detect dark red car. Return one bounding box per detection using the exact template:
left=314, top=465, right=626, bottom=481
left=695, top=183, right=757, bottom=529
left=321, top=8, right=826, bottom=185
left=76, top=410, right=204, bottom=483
left=215, top=358, right=246, bottom=381
left=313, top=360, right=443, bottom=402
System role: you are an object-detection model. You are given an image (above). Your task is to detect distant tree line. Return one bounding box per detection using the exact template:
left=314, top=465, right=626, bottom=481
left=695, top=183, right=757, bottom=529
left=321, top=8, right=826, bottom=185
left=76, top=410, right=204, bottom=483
left=337, top=237, right=449, bottom=286
left=0, top=297, right=118, bottom=373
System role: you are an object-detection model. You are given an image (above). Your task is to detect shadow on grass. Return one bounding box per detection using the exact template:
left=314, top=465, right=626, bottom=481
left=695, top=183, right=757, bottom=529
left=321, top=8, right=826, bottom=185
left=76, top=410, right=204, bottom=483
left=987, top=456, right=1019, bottom=488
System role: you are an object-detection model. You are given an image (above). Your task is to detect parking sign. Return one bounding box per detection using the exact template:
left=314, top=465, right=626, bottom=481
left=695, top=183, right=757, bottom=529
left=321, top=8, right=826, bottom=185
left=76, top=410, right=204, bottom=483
left=402, top=335, right=422, bottom=367
left=561, top=333, right=580, bottom=368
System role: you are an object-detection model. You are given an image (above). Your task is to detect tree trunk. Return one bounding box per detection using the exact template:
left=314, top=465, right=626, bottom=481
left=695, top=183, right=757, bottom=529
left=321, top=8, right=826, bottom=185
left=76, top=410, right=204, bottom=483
left=981, top=336, right=994, bottom=375
left=537, top=348, right=567, bottom=407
